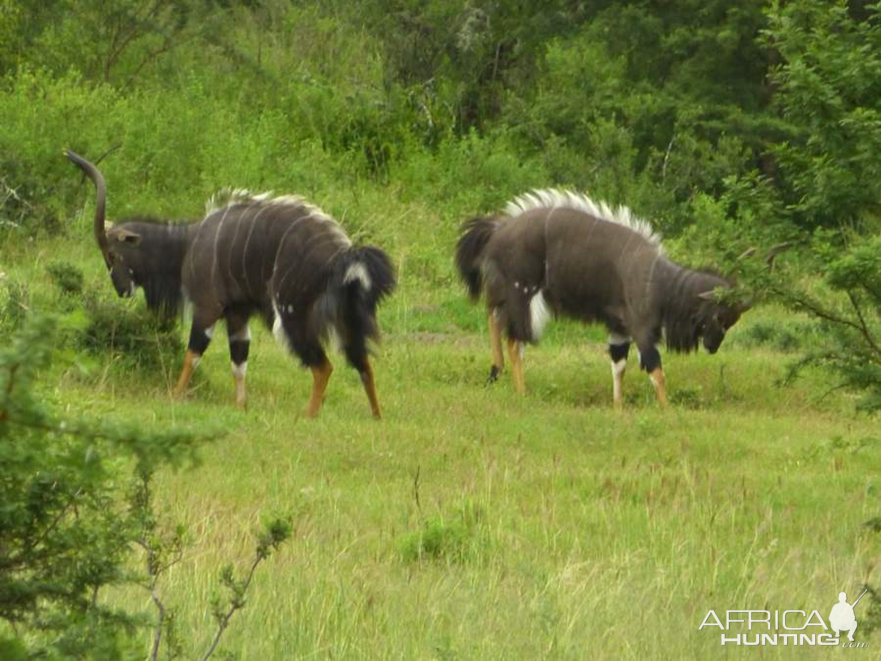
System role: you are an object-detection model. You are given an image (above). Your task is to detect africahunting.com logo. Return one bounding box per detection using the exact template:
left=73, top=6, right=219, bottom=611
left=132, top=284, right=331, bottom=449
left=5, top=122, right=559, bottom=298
left=699, top=589, right=869, bottom=648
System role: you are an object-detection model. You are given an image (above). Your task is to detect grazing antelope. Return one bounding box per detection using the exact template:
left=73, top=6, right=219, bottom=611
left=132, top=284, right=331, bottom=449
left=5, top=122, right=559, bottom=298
left=65, top=150, right=395, bottom=418
left=455, top=189, right=750, bottom=407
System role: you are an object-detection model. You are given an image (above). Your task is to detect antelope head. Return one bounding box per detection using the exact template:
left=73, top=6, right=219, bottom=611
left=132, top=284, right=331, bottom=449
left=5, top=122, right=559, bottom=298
left=65, top=150, right=142, bottom=298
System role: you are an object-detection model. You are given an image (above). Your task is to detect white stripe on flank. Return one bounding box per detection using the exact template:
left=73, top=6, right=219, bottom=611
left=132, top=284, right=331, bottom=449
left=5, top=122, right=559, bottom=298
left=271, top=213, right=314, bottom=280
left=504, top=188, right=662, bottom=248
left=644, top=252, right=662, bottom=299
left=344, top=262, right=372, bottom=290
left=277, top=233, right=349, bottom=291
left=241, top=203, right=274, bottom=296
left=529, top=290, right=551, bottom=341
left=211, top=202, right=236, bottom=282
left=271, top=300, right=291, bottom=351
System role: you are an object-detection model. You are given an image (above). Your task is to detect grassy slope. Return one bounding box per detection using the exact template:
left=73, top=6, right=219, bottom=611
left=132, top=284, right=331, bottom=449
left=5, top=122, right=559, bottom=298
left=4, top=230, right=881, bottom=659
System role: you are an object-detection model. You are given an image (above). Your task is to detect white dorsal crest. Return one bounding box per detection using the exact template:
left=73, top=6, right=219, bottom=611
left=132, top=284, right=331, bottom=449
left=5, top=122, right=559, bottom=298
left=504, top=188, right=662, bottom=248
left=204, top=188, right=349, bottom=244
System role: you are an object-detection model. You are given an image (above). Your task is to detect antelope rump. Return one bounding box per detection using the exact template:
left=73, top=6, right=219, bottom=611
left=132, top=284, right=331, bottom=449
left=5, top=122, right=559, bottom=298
left=455, top=189, right=750, bottom=407
left=65, top=150, right=395, bottom=418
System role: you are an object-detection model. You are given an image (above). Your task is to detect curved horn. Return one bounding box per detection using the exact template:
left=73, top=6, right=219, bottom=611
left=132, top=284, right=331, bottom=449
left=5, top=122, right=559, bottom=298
left=765, top=241, right=794, bottom=271
left=64, top=149, right=111, bottom=269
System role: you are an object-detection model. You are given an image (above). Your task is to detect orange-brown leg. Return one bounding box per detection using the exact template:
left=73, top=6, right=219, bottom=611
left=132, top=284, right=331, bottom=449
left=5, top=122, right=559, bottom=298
left=359, top=359, right=382, bottom=419
left=174, top=320, right=217, bottom=400
left=173, top=350, right=201, bottom=399
left=649, top=367, right=669, bottom=407
left=304, top=360, right=333, bottom=418
left=507, top=337, right=526, bottom=395
left=487, top=311, right=505, bottom=383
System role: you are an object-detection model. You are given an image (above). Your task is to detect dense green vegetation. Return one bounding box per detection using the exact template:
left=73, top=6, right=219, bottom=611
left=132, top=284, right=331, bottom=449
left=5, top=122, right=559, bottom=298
left=1, top=0, right=879, bottom=657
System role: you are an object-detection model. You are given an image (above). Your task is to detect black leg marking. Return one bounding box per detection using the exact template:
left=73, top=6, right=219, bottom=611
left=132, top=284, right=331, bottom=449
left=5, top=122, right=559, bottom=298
left=225, top=315, right=252, bottom=407
left=609, top=341, right=631, bottom=363
left=639, top=345, right=662, bottom=373
left=486, top=364, right=501, bottom=385
left=187, top=324, right=213, bottom=355
left=296, top=341, right=329, bottom=369
left=229, top=339, right=249, bottom=366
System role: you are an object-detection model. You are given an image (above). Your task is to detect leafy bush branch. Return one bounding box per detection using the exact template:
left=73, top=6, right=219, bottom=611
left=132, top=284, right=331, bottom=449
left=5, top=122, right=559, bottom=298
left=0, top=314, right=291, bottom=658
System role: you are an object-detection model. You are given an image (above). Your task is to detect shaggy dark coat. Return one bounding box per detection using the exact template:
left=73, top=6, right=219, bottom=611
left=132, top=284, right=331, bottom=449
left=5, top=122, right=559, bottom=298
left=456, top=189, right=746, bottom=404
left=66, top=152, right=395, bottom=417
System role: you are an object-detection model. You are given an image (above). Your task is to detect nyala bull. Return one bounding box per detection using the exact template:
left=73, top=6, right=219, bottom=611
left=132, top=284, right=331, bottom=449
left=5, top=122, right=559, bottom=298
left=66, top=150, right=395, bottom=418
left=455, top=189, right=750, bottom=407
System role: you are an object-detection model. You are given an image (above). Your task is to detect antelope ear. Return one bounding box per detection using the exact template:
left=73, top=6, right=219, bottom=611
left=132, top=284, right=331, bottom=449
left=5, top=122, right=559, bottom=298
left=104, top=221, right=114, bottom=230
left=697, top=290, right=717, bottom=302
left=108, top=228, right=142, bottom=245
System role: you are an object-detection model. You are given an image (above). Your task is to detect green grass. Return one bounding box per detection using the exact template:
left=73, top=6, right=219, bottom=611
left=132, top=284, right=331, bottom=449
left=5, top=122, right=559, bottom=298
left=3, top=235, right=881, bottom=659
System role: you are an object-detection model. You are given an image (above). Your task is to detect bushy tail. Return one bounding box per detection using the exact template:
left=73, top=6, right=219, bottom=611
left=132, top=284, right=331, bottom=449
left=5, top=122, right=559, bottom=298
left=325, top=245, right=397, bottom=371
left=455, top=215, right=498, bottom=301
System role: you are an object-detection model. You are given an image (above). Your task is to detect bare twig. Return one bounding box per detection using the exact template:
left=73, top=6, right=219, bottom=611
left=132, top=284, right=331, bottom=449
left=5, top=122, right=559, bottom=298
left=847, top=291, right=881, bottom=357
left=146, top=559, right=167, bottom=661
left=133, top=472, right=185, bottom=661
left=808, top=382, right=850, bottom=407
left=765, top=241, right=794, bottom=271
left=123, top=32, right=198, bottom=90
left=199, top=519, right=290, bottom=660
left=661, top=134, right=676, bottom=181
left=94, top=144, right=123, bottom=166
left=199, top=555, right=263, bottom=661
left=413, top=465, right=422, bottom=512
left=104, top=0, right=164, bottom=82
left=780, top=289, right=870, bottom=344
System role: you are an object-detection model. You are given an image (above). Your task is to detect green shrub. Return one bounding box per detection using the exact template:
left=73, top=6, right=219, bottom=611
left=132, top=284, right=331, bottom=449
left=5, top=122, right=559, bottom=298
left=0, top=314, right=289, bottom=658
left=731, top=318, right=821, bottom=353
left=400, top=499, right=489, bottom=564
left=77, top=293, right=182, bottom=372
left=0, top=277, right=29, bottom=331
left=45, top=260, right=84, bottom=296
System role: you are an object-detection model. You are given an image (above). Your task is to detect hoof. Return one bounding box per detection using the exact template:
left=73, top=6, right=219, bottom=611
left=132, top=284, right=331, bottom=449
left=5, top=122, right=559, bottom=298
left=485, top=365, right=501, bottom=385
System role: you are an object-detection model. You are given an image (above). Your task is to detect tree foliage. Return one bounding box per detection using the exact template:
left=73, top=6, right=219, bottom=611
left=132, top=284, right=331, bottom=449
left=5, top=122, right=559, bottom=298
left=0, top=315, right=291, bottom=657
left=736, top=1, right=881, bottom=410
